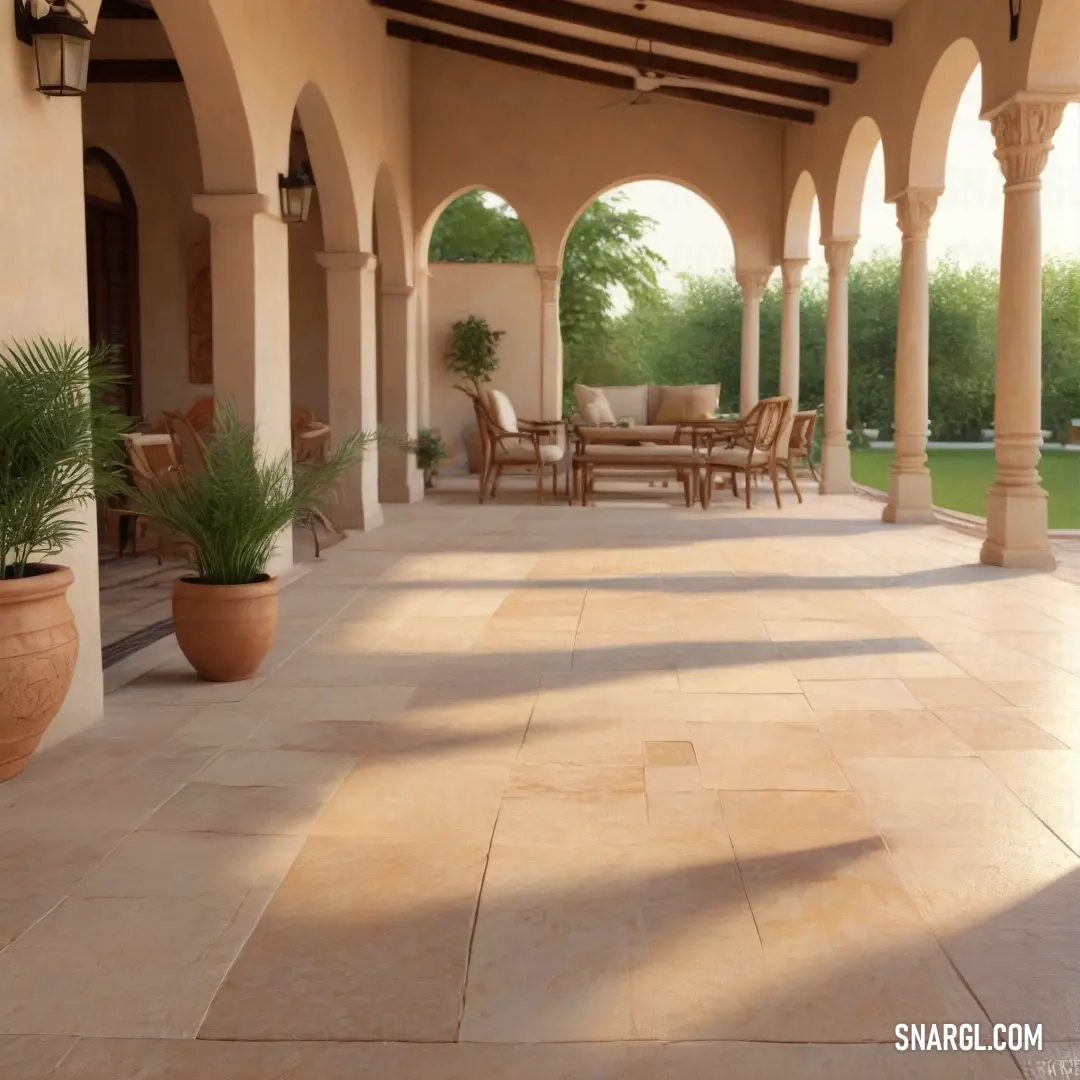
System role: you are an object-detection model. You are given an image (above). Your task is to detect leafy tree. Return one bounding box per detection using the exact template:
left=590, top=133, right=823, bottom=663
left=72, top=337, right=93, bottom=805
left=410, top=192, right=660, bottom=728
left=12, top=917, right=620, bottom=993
left=428, top=190, right=533, bottom=263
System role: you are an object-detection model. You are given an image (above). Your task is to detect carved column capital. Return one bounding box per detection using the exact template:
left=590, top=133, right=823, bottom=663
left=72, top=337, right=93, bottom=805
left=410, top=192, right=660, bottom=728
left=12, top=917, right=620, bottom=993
left=823, top=238, right=855, bottom=280
left=536, top=264, right=561, bottom=304
left=892, top=188, right=942, bottom=242
left=990, top=99, right=1066, bottom=189
left=781, top=259, right=809, bottom=292
left=315, top=251, right=377, bottom=273
left=736, top=269, right=772, bottom=300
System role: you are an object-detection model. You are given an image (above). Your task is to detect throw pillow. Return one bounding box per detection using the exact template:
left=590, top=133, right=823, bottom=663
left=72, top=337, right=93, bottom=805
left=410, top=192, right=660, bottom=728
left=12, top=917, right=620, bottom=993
left=575, top=384, right=617, bottom=426
left=653, top=385, right=718, bottom=424
left=487, top=389, right=519, bottom=433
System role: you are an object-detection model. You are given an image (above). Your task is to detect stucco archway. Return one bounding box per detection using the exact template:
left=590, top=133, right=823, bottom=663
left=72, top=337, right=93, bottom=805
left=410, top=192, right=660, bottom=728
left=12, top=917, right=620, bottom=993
left=831, top=117, right=885, bottom=241
left=783, top=170, right=819, bottom=262
left=149, top=0, right=258, bottom=192
left=909, top=39, right=982, bottom=191
left=418, top=186, right=537, bottom=272
left=374, top=164, right=421, bottom=502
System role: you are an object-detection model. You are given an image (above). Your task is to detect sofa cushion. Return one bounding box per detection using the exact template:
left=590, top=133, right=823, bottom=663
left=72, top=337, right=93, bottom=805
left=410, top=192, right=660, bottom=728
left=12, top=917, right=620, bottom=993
left=651, top=384, right=720, bottom=424
left=596, top=385, right=648, bottom=425
left=574, top=384, right=617, bottom=426
left=488, top=389, right=519, bottom=433
left=577, top=425, right=679, bottom=444
left=580, top=444, right=697, bottom=459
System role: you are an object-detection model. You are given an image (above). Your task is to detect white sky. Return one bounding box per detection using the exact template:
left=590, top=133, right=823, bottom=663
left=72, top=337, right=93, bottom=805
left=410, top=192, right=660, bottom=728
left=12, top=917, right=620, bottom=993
left=607, top=72, right=1080, bottom=289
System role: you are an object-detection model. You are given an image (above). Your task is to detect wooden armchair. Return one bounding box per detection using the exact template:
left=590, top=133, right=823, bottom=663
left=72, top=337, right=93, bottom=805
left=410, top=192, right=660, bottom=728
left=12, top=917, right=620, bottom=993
left=470, top=388, right=565, bottom=504
left=119, top=433, right=186, bottom=564
left=702, top=397, right=792, bottom=510
left=163, top=410, right=209, bottom=477
left=788, top=410, right=819, bottom=481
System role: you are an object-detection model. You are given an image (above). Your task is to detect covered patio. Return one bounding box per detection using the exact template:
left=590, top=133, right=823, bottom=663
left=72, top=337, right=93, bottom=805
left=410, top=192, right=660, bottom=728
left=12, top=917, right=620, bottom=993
left=2, top=493, right=1080, bottom=1076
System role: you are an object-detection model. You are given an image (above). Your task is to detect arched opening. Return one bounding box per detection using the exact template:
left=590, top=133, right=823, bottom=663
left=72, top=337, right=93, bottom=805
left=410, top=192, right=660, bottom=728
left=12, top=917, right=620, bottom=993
left=422, top=188, right=535, bottom=474
left=784, top=171, right=819, bottom=263
left=83, top=148, right=141, bottom=419
left=558, top=178, right=739, bottom=415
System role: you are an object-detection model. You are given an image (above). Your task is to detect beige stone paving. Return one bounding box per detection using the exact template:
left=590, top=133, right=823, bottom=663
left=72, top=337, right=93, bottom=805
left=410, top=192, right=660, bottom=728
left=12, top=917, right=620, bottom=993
left=3, top=490, right=1080, bottom=1076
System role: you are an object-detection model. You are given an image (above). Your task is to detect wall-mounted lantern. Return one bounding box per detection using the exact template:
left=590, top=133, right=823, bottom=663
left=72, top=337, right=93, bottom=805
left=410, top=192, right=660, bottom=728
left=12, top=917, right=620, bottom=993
left=278, top=165, right=315, bottom=225
left=13, top=0, right=93, bottom=98
left=1008, top=0, right=1022, bottom=41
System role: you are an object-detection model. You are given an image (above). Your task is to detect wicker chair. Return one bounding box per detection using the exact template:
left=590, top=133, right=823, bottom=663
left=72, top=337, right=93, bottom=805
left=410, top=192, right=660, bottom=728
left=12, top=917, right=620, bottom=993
left=163, top=410, right=209, bottom=477
left=120, top=433, right=186, bottom=564
left=470, top=388, right=565, bottom=504
left=702, top=397, right=792, bottom=510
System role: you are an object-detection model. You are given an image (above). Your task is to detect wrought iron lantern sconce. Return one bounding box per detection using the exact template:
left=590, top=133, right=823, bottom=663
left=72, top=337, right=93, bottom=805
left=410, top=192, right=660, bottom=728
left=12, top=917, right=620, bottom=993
left=278, top=164, right=316, bottom=225
left=13, top=0, right=93, bottom=97
left=1008, top=0, right=1022, bottom=41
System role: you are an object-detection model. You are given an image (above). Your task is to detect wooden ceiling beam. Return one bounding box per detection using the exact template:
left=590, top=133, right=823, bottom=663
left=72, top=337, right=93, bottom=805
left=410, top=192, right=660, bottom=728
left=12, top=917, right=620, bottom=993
left=654, top=0, right=892, bottom=47
left=387, top=20, right=815, bottom=122
left=374, top=0, right=828, bottom=105
left=477, top=0, right=857, bottom=82
left=88, top=60, right=182, bottom=83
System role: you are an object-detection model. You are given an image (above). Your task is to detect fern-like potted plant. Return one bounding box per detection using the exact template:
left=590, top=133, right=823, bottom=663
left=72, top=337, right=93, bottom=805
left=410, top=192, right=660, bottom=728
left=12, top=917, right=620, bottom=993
left=130, top=403, right=372, bottom=682
left=0, top=340, right=128, bottom=780
left=402, top=428, right=448, bottom=488
left=446, top=315, right=503, bottom=474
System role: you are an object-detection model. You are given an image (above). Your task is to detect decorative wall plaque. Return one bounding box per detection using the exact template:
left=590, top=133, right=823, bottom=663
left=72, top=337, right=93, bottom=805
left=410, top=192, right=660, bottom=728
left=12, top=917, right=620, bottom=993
left=187, top=240, right=213, bottom=384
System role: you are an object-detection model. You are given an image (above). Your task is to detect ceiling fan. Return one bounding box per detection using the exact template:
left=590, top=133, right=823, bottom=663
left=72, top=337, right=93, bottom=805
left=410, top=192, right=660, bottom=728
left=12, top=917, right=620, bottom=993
left=598, top=41, right=696, bottom=109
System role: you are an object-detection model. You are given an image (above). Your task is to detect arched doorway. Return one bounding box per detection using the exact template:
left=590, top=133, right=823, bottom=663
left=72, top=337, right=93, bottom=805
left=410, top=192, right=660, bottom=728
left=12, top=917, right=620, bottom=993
left=83, top=148, right=141, bottom=418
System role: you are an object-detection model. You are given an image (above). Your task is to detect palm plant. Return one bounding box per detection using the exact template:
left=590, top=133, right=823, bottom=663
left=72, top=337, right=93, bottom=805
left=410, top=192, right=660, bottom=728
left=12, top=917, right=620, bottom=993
left=130, top=402, right=373, bottom=586
left=0, top=339, right=129, bottom=580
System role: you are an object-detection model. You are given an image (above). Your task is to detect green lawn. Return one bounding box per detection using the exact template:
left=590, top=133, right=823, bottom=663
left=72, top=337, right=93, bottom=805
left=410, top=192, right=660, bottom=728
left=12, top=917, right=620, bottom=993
left=850, top=448, right=1080, bottom=529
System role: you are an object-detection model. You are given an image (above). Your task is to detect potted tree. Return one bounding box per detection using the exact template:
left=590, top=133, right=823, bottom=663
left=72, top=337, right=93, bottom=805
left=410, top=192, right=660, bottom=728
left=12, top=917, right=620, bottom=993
left=445, top=315, right=503, bottom=474
left=402, top=428, right=448, bottom=488
left=131, top=403, right=373, bottom=682
left=0, top=339, right=128, bottom=780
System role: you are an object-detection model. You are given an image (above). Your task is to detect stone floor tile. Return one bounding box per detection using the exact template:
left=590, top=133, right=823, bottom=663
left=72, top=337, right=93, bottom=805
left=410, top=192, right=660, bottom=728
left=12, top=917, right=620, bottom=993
left=643, top=740, right=697, bottom=766
left=875, top=650, right=973, bottom=679
left=1017, top=1043, right=1080, bottom=1080
left=904, top=678, right=1014, bottom=710
left=663, top=1041, right=1020, bottom=1078
left=692, top=723, right=849, bottom=791
left=199, top=838, right=488, bottom=1041
left=676, top=661, right=802, bottom=694
left=937, top=708, right=1068, bottom=751
left=170, top=704, right=269, bottom=748
left=194, top=749, right=354, bottom=792
left=493, top=792, right=649, bottom=846
left=801, top=678, right=926, bottom=712
left=980, top=750, right=1080, bottom=854
left=144, top=780, right=331, bottom=836
left=784, top=651, right=897, bottom=680
left=677, top=693, right=814, bottom=722
left=461, top=841, right=753, bottom=1043
left=817, top=710, right=973, bottom=758
left=505, top=762, right=644, bottom=798
left=312, top=762, right=508, bottom=841
left=0, top=1035, right=76, bottom=1079
left=265, top=684, right=418, bottom=721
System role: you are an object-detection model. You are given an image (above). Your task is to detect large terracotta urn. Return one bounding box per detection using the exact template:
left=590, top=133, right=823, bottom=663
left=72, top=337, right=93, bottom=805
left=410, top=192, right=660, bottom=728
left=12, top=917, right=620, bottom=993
left=172, top=575, right=279, bottom=682
left=0, top=565, right=79, bottom=781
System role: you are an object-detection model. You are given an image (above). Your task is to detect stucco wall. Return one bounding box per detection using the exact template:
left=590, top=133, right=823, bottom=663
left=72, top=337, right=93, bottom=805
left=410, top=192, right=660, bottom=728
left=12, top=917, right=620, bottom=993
left=428, top=263, right=542, bottom=467
left=288, top=201, right=330, bottom=422
left=411, top=46, right=784, bottom=272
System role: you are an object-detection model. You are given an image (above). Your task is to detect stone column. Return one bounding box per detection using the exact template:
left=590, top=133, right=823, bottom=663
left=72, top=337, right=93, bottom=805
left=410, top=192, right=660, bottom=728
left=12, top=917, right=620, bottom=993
left=416, top=265, right=433, bottom=430
left=737, top=270, right=770, bottom=415
left=780, top=259, right=808, bottom=408
left=981, top=100, right=1065, bottom=569
left=316, top=250, right=383, bottom=531
left=883, top=188, right=941, bottom=524
left=193, top=192, right=293, bottom=572
left=536, top=265, right=563, bottom=421
left=379, top=282, right=423, bottom=503
left=820, top=239, right=855, bottom=494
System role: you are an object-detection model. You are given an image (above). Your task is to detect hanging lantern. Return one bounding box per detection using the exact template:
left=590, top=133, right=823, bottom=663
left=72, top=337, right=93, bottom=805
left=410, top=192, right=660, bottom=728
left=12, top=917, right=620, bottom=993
left=14, top=0, right=94, bottom=98
left=1009, top=0, right=1022, bottom=41
left=278, top=166, right=315, bottom=225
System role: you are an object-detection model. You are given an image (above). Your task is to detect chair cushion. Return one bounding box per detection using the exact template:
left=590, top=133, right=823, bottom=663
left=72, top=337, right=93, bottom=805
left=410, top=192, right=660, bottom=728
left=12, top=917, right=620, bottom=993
left=775, top=406, right=795, bottom=460
left=578, top=425, right=679, bottom=444
left=652, top=385, right=719, bottom=424
left=706, top=447, right=756, bottom=466
left=574, top=385, right=617, bottom=426
left=497, top=442, right=564, bottom=463
left=488, top=389, right=519, bottom=433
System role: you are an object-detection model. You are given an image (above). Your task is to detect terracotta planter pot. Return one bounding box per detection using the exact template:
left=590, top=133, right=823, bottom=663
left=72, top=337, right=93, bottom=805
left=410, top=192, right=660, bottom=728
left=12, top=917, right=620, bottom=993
left=0, top=565, right=79, bottom=782
left=172, top=575, right=279, bottom=682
